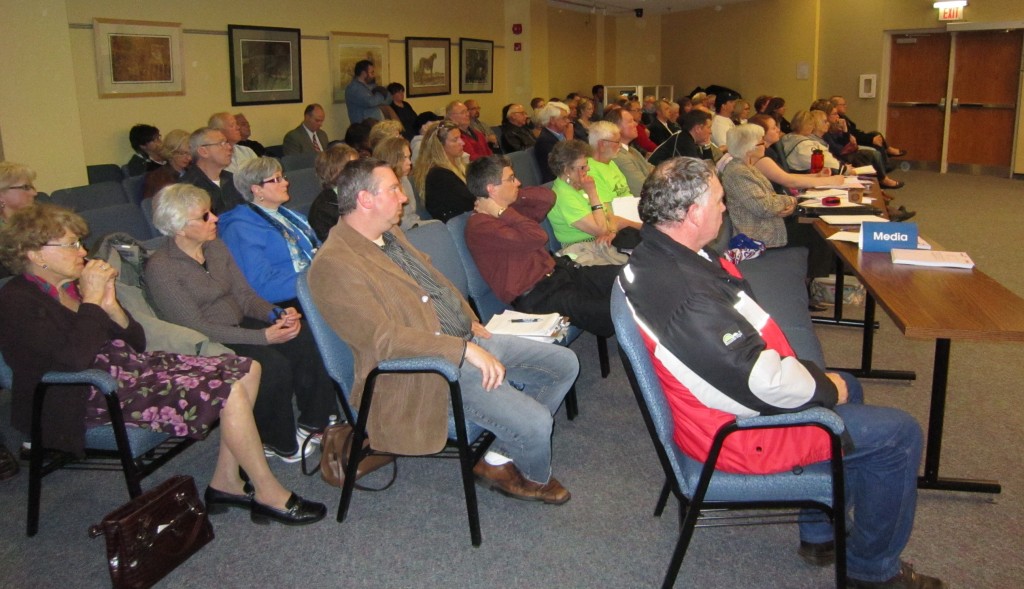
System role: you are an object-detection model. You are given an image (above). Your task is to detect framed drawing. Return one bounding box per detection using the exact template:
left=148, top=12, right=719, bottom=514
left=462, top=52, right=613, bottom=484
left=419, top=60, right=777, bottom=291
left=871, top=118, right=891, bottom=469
left=459, top=38, right=493, bottom=94
left=405, top=37, right=451, bottom=98
left=93, top=19, right=184, bottom=98
left=329, top=32, right=389, bottom=104
left=227, top=25, right=303, bottom=106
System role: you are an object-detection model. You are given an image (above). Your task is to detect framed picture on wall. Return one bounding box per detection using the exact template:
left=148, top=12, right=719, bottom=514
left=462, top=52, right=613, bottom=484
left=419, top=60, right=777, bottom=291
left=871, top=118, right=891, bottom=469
left=93, top=18, right=184, bottom=98
left=329, top=32, right=389, bottom=104
left=405, top=37, right=451, bottom=98
left=227, top=25, right=303, bottom=106
left=459, top=38, right=493, bottom=94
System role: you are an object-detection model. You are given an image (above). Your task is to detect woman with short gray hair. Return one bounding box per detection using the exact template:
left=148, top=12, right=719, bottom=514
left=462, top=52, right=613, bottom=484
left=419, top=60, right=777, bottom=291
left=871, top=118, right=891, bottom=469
left=146, top=183, right=336, bottom=464
left=720, top=124, right=797, bottom=248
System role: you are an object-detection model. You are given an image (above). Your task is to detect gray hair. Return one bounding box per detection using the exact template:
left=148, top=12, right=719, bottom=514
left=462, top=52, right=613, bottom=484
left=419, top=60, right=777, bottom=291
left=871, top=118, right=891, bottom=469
left=207, top=111, right=233, bottom=130
left=152, top=183, right=211, bottom=236
left=336, top=158, right=391, bottom=217
left=536, top=101, right=569, bottom=127
left=639, top=157, right=715, bottom=226
left=588, top=120, right=620, bottom=149
left=233, top=156, right=283, bottom=201
left=726, top=124, right=765, bottom=159
left=466, top=155, right=511, bottom=198
left=189, top=127, right=220, bottom=158
left=548, top=139, right=593, bottom=178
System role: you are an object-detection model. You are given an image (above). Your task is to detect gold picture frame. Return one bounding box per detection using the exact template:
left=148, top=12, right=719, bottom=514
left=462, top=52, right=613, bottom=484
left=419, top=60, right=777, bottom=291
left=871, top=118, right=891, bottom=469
left=93, top=18, right=184, bottom=98
left=329, top=32, right=389, bottom=104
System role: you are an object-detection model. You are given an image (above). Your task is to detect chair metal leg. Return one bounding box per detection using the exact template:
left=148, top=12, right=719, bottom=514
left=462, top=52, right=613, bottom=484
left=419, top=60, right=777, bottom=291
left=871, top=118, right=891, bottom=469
left=565, top=384, right=579, bottom=421
left=597, top=336, right=610, bottom=378
left=654, top=478, right=671, bottom=517
left=450, top=383, right=482, bottom=547
left=662, top=502, right=701, bottom=589
left=27, top=388, right=46, bottom=537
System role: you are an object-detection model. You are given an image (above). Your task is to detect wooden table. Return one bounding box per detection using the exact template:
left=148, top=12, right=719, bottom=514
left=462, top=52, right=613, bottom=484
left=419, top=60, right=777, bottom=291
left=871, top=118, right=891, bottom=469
left=814, top=220, right=1024, bottom=493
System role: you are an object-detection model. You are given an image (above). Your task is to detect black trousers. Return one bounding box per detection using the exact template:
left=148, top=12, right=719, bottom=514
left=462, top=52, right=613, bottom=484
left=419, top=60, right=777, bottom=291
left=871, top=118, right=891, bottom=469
left=232, top=318, right=338, bottom=454
left=512, top=260, right=620, bottom=338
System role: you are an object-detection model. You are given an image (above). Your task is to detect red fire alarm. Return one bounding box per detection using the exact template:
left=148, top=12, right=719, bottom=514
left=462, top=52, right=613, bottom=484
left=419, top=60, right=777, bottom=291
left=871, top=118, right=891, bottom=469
left=514, top=42, right=522, bottom=52
left=512, top=23, right=522, bottom=35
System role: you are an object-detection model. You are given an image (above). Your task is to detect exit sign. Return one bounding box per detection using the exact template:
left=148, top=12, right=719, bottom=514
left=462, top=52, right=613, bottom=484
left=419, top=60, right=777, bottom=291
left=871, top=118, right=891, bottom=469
left=938, top=6, right=963, bottom=21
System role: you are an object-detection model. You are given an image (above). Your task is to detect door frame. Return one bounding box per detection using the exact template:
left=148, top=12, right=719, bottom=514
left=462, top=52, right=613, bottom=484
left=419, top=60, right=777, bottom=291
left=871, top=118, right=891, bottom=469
left=880, top=25, right=1024, bottom=177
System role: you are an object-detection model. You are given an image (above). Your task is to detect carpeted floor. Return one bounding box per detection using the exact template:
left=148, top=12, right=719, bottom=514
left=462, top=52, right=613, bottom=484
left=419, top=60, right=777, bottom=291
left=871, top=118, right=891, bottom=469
left=1, top=170, right=1022, bottom=588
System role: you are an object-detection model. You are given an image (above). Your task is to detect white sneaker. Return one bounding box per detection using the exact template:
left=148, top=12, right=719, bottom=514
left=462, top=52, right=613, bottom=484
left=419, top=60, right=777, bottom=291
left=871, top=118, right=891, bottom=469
left=297, top=426, right=323, bottom=447
left=264, top=442, right=316, bottom=464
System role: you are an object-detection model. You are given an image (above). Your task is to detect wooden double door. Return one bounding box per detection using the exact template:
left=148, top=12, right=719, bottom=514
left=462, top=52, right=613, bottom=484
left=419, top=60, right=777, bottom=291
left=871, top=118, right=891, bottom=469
left=886, top=29, right=1023, bottom=175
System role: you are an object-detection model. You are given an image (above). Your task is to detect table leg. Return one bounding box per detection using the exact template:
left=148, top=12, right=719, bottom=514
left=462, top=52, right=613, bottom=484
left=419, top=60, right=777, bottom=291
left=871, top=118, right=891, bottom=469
left=812, top=252, right=878, bottom=329
left=828, top=292, right=916, bottom=380
left=917, top=338, right=1001, bottom=494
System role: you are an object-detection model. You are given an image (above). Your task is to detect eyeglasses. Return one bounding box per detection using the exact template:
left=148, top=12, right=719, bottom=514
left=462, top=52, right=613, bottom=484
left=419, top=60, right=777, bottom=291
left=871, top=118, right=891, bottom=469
left=189, top=211, right=213, bottom=223
left=5, top=184, right=35, bottom=191
left=260, top=175, right=287, bottom=185
left=172, top=150, right=191, bottom=157
left=201, top=141, right=231, bottom=148
left=502, top=174, right=518, bottom=184
left=43, top=239, right=82, bottom=250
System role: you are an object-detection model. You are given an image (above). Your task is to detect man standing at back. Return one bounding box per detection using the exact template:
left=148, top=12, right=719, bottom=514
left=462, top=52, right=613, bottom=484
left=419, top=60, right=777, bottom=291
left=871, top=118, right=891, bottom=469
left=283, top=104, right=328, bottom=155
left=344, top=59, right=392, bottom=124
left=308, top=158, right=578, bottom=505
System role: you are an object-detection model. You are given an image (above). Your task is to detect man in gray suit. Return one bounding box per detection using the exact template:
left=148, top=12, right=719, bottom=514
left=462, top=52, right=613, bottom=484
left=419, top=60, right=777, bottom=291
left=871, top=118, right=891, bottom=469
left=282, top=104, right=328, bottom=155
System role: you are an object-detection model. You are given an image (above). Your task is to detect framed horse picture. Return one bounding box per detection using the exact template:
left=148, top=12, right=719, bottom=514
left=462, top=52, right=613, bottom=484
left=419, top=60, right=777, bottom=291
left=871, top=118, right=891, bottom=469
left=459, top=38, right=493, bottom=94
left=405, top=37, right=450, bottom=98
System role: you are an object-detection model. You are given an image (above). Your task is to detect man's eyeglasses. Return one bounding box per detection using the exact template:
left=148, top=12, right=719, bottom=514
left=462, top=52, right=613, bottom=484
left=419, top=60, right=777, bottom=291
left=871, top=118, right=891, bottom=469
left=43, top=240, right=82, bottom=250
left=502, top=174, right=518, bottom=184
left=260, top=175, right=287, bottom=185
left=201, top=141, right=231, bottom=148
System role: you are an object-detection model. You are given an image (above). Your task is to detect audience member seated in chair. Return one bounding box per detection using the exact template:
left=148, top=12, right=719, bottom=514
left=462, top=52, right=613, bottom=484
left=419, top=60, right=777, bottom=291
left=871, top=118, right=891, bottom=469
left=218, top=157, right=322, bottom=306
left=145, top=185, right=337, bottom=465
left=415, top=121, right=475, bottom=222
left=1, top=162, right=41, bottom=280
left=142, top=129, right=192, bottom=200
left=180, top=127, right=245, bottom=215
left=464, top=156, right=618, bottom=338
left=372, top=136, right=422, bottom=229
left=618, top=157, right=944, bottom=589
left=648, top=110, right=718, bottom=167
left=308, top=144, right=360, bottom=242
left=308, top=158, right=579, bottom=505
left=605, top=108, right=654, bottom=198
left=499, top=103, right=536, bottom=154
left=123, top=124, right=166, bottom=177
left=533, top=101, right=573, bottom=184
left=0, top=203, right=325, bottom=526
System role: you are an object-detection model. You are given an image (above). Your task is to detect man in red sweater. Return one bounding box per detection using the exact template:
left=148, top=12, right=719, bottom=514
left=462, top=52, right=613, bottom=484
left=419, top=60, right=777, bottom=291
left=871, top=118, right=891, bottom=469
left=446, top=101, right=493, bottom=162
left=464, top=156, right=618, bottom=337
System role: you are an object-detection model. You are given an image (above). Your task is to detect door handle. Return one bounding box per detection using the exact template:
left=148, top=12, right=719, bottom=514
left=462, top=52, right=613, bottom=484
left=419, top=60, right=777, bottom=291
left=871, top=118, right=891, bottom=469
left=938, top=97, right=946, bottom=110
left=951, top=97, right=959, bottom=112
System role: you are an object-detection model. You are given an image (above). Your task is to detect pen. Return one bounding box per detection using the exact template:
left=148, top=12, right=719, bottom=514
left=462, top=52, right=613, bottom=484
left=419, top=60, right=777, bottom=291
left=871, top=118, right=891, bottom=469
left=511, top=318, right=540, bottom=323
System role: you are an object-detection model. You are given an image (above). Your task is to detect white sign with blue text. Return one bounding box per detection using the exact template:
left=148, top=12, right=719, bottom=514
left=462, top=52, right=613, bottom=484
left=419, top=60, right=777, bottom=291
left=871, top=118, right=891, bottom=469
left=860, top=222, right=918, bottom=253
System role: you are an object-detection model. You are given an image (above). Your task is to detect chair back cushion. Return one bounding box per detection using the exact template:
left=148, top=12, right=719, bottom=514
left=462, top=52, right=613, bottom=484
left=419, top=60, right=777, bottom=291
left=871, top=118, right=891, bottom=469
left=80, top=203, right=155, bottom=251
left=508, top=148, right=542, bottom=187
left=281, top=152, right=317, bottom=172
left=51, top=181, right=129, bottom=212
left=404, top=221, right=469, bottom=298
left=282, top=167, right=321, bottom=216
left=296, top=271, right=356, bottom=398
left=445, top=213, right=511, bottom=322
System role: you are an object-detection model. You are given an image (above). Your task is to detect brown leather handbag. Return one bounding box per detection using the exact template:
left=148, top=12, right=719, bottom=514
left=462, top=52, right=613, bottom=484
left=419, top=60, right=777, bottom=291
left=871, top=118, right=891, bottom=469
left=89, top=475, right=214, bottom=589
left=302, top=421, right=396, bottom=491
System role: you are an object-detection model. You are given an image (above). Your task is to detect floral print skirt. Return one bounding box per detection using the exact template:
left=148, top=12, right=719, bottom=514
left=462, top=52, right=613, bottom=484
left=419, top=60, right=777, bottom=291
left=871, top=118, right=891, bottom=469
left=84, top=339, right=253, bottom=439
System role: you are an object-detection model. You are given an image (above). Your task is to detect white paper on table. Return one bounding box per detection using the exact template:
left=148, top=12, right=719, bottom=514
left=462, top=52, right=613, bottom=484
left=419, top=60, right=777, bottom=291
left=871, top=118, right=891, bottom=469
left=850, top=165, right=875, bottom=175
left=610, top=196, right=640, bottom=224
left=827, top=231, right=860, bottom=244
left=801, top=189, right=847, bottom=199
left=816, top=177, right=865, bottom=189
left=819, top=215, right=889, bottom=226
left=802, top=197, right=866, bottom=209
left=891, top=249, right=975, bottom=269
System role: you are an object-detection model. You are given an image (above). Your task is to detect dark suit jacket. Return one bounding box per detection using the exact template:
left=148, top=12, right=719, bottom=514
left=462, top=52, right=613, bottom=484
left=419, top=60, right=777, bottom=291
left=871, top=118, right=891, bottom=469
left=534, top=127, right=562, bottom=184
left=282, top=124, right=329, bottom=155
left=180, top=165, right=245, bottom=214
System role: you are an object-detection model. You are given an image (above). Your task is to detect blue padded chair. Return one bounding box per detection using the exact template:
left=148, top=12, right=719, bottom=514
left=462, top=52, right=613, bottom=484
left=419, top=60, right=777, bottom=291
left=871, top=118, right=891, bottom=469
left=610, top=285, right=847, bottom=588
left=50, top=181, right=129, bottom=212
left=444, top=212, right=586, bottom=418
left=140, top=197, right=159, bottom=238
left=508, top=147, right=542, bottom=187
left=280, top=152, right=317, bottom=172
left=79, top=203, right=155, bottom=251
left=86, top=163, right=125, bottom=185
left=282, top=167, right=321, bottom=217
left=121, top=173, right=147, bottom=207
left=264, top=144, right=284, bottom=159
left=295, top=271, right=493, bottom=546
left=0, top=351, right=193, bottom=537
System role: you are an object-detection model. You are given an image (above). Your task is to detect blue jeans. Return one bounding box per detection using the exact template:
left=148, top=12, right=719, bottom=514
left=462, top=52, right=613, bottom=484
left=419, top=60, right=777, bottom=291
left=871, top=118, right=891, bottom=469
left=799, top=373, right=923, bottom=582
left=457, top=335, right=579, bottom=484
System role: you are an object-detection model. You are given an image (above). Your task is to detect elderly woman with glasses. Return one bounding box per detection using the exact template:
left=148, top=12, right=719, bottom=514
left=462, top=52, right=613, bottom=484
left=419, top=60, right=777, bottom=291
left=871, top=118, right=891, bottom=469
left=0, top=161, right=38, bottom=226
left=0, top=203, right=325, bottom=525
left=721, top=124, right=798, bottom=248
left=142, top=129, right=192, bottom=200
left=145, top=183, right=336, bottom=464
left=217, top=157, right=321, bottom=306
left=546, top=139, right=638, bottom=250
left=415, top=120, right=475, bottom=222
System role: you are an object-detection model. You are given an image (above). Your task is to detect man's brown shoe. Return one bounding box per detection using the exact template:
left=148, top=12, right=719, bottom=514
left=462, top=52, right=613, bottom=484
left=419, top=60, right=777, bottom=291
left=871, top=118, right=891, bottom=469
left=472, top=461, right=571, bottom=505
left=847, top=562, right=946, bottom=588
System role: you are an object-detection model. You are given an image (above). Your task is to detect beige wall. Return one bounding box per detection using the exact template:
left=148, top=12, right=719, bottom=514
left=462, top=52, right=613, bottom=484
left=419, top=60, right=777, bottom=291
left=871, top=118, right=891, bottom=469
left=613, top=15, right=662, bottom=88
left=546, top=6, right=599, bottom=99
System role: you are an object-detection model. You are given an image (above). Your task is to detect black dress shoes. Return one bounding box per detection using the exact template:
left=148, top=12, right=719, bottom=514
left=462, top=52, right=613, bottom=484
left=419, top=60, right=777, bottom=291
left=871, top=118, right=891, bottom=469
left=204, top=485, right=253, bottom=514
left=798, top=540, right=835, bottom=566
left=250, top=492, right=327, bottom=526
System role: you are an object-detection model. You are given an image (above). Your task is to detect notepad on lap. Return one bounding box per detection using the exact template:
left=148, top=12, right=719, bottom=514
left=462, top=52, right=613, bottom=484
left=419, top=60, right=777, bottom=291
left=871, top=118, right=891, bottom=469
left=610, top=196, right=640, bottom=224
left=890, top=249, right=975, bottom=269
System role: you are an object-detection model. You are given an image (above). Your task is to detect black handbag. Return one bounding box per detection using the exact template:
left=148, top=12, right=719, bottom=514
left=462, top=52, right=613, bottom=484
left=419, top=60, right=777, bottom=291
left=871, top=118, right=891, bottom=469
left=89, top=475, right=214, bottom=589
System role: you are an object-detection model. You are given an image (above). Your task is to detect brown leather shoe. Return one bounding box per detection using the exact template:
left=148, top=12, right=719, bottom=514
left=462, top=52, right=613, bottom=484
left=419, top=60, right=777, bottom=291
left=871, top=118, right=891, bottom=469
left=847, top=562, right=946, bottom=588
left=473, top=461, right=571, bottom=505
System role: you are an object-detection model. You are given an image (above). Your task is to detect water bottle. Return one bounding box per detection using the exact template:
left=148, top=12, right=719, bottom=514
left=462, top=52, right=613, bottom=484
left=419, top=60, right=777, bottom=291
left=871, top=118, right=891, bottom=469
left=810, top=148, right=824, bottom=173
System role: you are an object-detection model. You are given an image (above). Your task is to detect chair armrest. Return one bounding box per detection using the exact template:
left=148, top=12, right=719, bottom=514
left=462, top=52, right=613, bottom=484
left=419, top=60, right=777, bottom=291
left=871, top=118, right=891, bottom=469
left=376, top=356, right=460, bottom=382
left=40, top=369, right=119, bottom=395
left=735, top=407, right=845, bottom=435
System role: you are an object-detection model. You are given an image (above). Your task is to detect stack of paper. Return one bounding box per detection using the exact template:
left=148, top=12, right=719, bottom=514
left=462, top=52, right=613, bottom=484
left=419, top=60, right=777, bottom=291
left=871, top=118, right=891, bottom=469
left=891, top=249, right=975, bottom=269
left=610, top=196, right=641, bottom=224
left=819, top=215, right=888, bottom=226
left=485, top=311, right=567, bottom=343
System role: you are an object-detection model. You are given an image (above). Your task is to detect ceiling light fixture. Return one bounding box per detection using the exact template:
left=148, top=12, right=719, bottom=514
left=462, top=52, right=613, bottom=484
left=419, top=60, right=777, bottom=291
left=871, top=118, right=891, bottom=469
left=933, top=1, right=967, bottom=8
